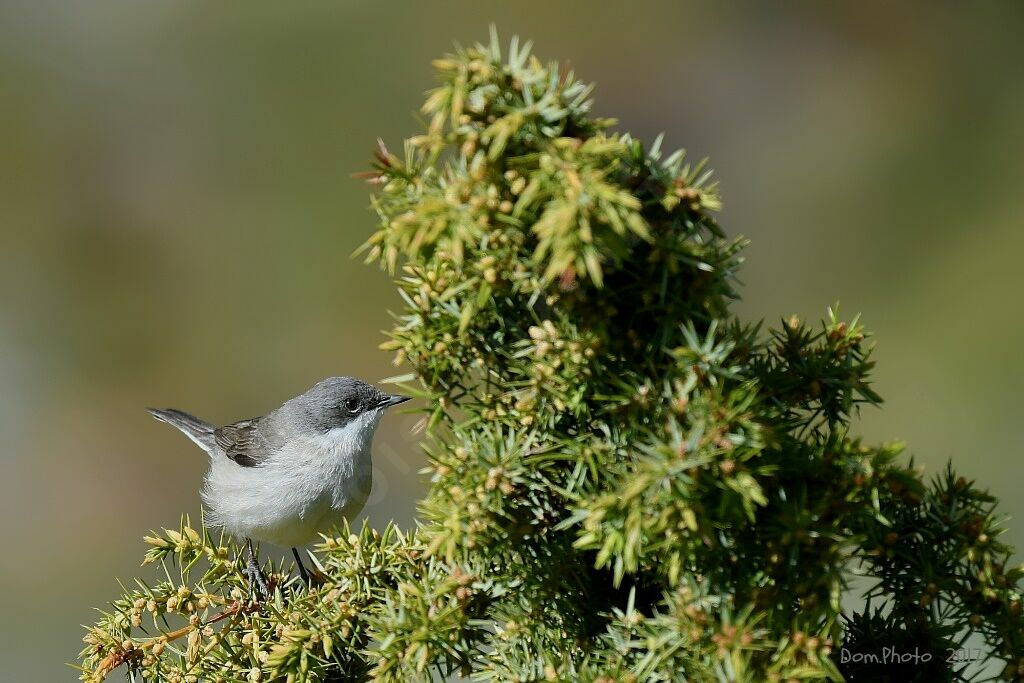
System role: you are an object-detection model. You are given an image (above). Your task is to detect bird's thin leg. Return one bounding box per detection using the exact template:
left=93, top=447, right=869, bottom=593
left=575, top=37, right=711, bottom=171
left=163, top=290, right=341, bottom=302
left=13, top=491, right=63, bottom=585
left=245, top=538, right=270, bottom=599
left=291, top=547, right=312, bottom=585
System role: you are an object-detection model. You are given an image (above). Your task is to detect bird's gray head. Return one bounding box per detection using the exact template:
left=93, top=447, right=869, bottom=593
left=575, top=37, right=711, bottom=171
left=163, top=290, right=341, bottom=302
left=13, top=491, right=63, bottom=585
left=286, top=377, right=409, bottom=435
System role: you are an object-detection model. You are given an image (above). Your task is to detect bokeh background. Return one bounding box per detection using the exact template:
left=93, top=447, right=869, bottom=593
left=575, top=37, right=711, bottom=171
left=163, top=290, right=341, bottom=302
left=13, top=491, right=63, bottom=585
left=1, top=2, right=1022, bottom=679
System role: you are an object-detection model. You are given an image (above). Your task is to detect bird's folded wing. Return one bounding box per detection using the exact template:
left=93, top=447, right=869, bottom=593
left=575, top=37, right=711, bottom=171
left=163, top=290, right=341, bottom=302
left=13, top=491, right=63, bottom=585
left=214, top=419, right=267, bottom=467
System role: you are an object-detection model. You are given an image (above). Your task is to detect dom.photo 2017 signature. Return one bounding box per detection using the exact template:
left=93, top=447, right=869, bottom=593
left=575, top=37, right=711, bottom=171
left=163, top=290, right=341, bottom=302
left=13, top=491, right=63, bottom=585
left=839, top=646, right=984, bottom=666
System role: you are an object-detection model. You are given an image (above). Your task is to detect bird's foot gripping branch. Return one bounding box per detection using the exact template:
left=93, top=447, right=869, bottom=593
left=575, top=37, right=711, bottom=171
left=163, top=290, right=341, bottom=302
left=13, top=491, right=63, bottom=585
left=82, top=29, right=1023, bottom=682
left=78, top=519, right=442, bottom=682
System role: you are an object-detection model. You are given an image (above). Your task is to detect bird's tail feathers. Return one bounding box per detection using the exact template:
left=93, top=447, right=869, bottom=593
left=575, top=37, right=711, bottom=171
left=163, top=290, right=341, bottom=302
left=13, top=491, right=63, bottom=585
left=148, top=407, right=217, bottom=454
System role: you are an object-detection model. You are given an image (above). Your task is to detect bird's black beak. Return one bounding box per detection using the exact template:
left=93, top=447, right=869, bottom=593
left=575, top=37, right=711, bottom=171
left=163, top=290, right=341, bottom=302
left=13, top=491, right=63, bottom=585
left=380, top=394, right=411, bottom=409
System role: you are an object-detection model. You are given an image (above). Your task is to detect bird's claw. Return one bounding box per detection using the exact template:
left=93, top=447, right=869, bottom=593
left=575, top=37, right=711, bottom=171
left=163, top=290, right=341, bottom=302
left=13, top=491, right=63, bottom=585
left=245, top=540, right=270, bottom=600
left=292, top=547, right=330, bottom=589
left=304, top=565, right=330, bottom=587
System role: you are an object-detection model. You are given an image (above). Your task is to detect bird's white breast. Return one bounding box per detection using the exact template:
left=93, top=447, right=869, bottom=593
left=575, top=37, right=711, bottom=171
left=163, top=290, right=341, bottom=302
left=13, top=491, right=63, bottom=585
left=202, top=411, right=379, bottom=547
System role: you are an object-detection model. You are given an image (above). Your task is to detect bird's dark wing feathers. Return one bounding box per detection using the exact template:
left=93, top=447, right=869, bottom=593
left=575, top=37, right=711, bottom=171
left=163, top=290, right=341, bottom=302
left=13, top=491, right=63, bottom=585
left=214, top=418, right=267, bottom=467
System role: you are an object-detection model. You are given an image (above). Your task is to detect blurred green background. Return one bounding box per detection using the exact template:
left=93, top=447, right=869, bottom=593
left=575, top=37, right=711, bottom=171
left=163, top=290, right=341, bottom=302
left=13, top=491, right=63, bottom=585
left=1, top=2, right=1022, bottom=679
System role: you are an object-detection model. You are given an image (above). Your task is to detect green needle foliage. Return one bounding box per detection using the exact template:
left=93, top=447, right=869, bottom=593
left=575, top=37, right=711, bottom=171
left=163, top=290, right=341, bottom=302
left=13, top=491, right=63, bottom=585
left=81, top=30, right=1023, bottom=683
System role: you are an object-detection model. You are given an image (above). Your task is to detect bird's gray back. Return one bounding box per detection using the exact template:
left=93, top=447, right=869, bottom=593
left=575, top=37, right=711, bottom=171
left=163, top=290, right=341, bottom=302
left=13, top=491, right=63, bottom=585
left=214, top=410, right=289, bottom=467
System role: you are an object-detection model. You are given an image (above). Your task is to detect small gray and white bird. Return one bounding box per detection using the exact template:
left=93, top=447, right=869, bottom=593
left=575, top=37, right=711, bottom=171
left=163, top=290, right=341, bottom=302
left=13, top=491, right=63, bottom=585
left=148, top=376, right=409, bottom=593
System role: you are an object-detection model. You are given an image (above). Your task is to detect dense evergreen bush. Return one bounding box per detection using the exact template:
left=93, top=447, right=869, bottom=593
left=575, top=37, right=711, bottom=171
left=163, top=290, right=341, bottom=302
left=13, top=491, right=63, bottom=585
left=80, top=30, right=1023, bottom=683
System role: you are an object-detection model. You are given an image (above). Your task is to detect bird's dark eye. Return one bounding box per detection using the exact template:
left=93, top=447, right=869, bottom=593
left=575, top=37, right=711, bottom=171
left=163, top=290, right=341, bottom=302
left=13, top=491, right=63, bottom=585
left=344, top=398, right=360, bottom=413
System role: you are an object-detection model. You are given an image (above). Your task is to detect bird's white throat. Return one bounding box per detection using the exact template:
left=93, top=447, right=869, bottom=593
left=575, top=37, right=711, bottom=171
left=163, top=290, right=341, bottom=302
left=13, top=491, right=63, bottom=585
left=310, top=411, right=381, bottom=460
